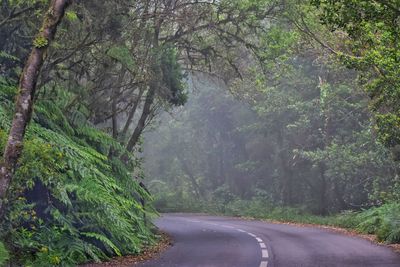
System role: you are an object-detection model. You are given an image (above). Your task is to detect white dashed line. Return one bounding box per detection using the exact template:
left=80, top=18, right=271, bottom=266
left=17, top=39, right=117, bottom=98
left=262, top=249, right=269, bottom=258
left=186, top=219, right=201, bottom=223
left=235, top=228, right=270, bottom=266
left=186, top=220, right=270, bottom=267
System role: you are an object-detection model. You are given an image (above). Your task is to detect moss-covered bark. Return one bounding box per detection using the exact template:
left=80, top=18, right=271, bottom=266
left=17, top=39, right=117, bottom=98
left=0, top=0, right=72, bottom=212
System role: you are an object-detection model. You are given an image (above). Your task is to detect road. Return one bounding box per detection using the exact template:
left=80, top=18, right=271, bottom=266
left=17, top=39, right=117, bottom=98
left=136, top=213, right=400, bottom=267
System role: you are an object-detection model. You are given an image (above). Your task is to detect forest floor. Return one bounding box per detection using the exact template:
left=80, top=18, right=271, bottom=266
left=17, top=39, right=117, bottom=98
left=79, top=232, right=172, bottom=267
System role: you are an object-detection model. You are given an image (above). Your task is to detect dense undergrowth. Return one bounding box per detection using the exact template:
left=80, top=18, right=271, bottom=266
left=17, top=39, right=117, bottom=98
left=0, top=79, right=156, bottom=266
left=155, top=195, right=400, bottom=244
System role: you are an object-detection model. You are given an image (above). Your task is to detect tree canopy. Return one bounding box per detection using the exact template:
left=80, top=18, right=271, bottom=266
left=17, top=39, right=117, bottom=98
left=0, top=0, right=400, bottom=265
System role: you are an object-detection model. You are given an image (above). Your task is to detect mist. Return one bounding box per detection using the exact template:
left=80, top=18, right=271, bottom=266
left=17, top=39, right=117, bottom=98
left=143, top=65, right=396, bottom=216
left=1, top=0, right=400, bottom=265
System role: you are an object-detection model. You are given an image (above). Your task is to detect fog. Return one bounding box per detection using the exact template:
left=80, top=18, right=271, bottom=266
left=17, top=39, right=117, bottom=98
left=143, top=68, right=397, bottom=215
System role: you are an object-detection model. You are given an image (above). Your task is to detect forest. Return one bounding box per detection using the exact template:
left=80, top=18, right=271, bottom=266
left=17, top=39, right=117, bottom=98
left=0, top=0, right=399, bottom=266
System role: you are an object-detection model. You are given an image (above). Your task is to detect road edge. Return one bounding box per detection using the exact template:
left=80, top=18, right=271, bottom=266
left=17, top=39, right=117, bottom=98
left=214, top=213, right=400, bottom=255
left=79, top=231, right=173, bottom=267
left=163, top=212, right=400, bottom=255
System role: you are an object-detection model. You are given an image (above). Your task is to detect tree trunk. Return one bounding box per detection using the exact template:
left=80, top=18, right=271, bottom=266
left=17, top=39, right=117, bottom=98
left=333, top=182, right=347, bottom=211
left=178, top=156, right=204, bottom=199
left=120, top=87, right=145, bottom=141
left=277, top=129, right=293, bottom=205
left=125, top=83, right=156, bottom=152
left=318, top=163, right=328, bottom=215
left=0, top=0, right=71, bottom=212
left=110, top=71, right=126, bottom=139
left=125, top=21, right=161, bottom=153
left=111, top=88, right=119, bottom=139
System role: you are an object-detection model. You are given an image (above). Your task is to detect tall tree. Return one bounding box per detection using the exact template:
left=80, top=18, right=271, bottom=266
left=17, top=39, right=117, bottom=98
left=0, top=0, right=71, bottom=211
left=311, top=0, right=400, bottom=157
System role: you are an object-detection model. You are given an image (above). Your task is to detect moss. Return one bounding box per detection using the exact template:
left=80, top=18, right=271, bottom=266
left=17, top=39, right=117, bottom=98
left=33, top=35, right=48, bottom=49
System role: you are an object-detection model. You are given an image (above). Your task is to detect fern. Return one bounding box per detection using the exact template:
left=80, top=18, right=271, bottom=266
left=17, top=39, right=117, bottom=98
left=0, top=82, right=155, bottom=265
left=82, top=232, right=121, bottom=256
left=0, top=241, right=9, bottom=266
left=352, top=203, right=400, bottom=243
left=0, top=51, right=19, bottom=62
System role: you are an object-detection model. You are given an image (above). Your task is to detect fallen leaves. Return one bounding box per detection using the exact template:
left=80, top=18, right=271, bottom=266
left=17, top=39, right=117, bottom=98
left=80, top=231, right=172, bottom=267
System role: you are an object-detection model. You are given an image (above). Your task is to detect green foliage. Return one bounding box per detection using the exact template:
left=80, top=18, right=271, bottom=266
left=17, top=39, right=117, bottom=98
left=221, top=198, right=334, bottom=225
left=220, top=199, right=400, bottom=244
left=312, top=0, right=400, bottom=151
left=0, top=51, right=19, bottom=62
left=335, top=203, right=400, bottom=243
left=160, top=46, right=188, bottom=106
left=65, top=11, right=78, bottom=21
left=0, top=241, right=9, bottom=266
left=33, top=35, right=49, bottom=48
left=0, top=83, right=155, bottom=265
left=375, top=114, right=400, bottom=148
left=144, top=1, right=400, bottom=245
left=81, top=232, right=121, bottom=257
left=107, top=45, right=136, bottom=71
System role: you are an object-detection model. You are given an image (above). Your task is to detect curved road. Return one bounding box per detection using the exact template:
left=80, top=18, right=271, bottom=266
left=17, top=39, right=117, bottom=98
left=136, top=213, right=400, bottom=267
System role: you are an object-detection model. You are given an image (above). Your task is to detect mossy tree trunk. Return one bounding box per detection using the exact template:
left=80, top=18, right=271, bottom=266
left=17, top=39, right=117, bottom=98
left=0, top=0, right=72, bottom=212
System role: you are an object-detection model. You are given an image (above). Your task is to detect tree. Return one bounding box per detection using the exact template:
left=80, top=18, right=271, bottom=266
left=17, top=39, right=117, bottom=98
left=311, top=0, right=400, bottom=157
left=0, top=0, right=72, bottom=212
left=143, top=0, right=399, bottom=215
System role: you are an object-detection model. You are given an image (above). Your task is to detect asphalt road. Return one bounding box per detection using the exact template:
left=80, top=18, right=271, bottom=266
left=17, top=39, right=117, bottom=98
left=136, top=213, right=400, bottom=267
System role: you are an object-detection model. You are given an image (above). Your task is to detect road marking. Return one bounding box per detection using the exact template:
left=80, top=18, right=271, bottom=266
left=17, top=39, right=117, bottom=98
left=262, top=249, right=269, bottom=258
left=198, top=222, right=270, bottom=267
left=239, top=230, right=269, bottom=263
